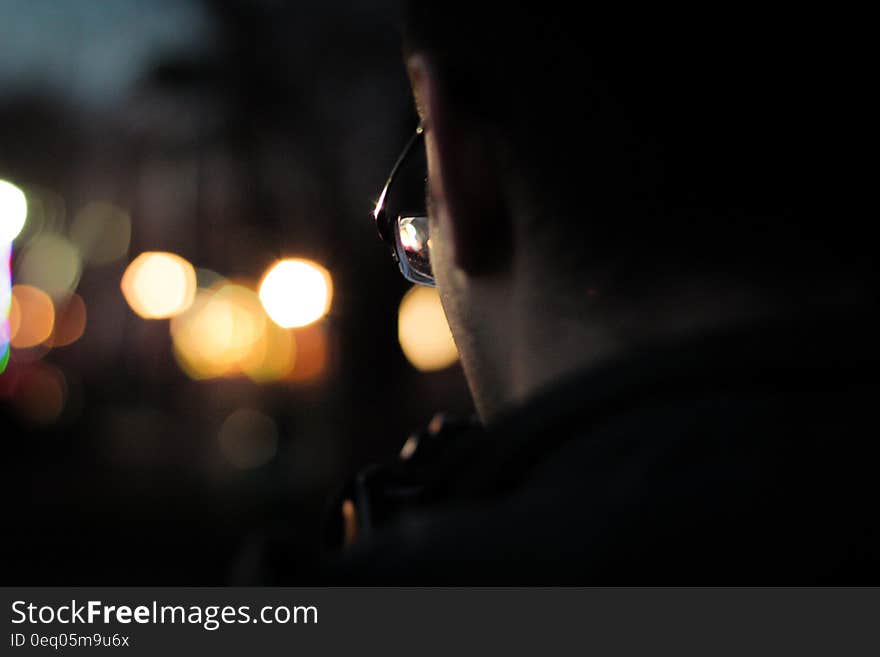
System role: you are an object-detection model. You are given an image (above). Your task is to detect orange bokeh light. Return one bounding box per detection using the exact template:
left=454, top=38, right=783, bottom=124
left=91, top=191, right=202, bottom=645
left=9, top=285, right=55, bottom=349
left=46, top=293, right=87, bottom=347
left=8, top=290, right=22, bottom=340
left=288, top=324, right=328, bottom=382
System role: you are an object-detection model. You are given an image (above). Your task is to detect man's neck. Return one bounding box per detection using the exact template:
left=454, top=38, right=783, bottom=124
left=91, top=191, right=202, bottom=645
left=470, top=273, right=870, bottom=425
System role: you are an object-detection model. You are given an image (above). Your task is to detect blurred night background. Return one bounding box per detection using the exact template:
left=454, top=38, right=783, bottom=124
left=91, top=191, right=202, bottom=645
left=0, top=0, right=473, bottom=583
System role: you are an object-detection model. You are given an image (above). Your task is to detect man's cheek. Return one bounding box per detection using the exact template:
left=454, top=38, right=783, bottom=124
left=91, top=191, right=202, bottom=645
left=429, top=215, right=453, bottom=281
left=425, top=134, right=446, bottom=207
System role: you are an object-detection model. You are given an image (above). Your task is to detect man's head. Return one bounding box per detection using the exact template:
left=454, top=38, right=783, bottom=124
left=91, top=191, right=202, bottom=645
left=400, top=3, right=870, bottom=421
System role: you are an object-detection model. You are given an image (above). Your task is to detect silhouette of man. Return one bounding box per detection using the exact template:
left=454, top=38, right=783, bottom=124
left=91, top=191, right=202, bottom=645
left=328, top=4, right=876, bottom=583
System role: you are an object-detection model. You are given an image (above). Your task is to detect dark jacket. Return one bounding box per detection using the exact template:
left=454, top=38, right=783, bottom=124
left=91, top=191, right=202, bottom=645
left=327, top=310, right=879, bottom=583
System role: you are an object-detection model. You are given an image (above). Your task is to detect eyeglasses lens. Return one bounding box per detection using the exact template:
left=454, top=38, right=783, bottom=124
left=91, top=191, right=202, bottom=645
left=396, top=215, right=432, bottom=280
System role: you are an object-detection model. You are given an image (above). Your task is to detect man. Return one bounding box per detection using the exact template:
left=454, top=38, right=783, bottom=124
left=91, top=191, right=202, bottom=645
left=326, top=5, right=877, bottom=582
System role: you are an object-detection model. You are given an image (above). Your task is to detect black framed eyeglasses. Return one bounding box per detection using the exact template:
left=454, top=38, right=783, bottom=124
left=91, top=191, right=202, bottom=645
left=372, top=123, right=434, bottom=287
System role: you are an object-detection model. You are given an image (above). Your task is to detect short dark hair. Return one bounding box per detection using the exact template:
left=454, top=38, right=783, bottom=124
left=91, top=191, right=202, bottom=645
left=402, top=3, right=870, bottom=290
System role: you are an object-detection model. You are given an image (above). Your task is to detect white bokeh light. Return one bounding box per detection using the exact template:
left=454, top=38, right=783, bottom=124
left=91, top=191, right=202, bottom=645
left=120, top=251, right=196, bottom=319
left=258, top=258, right=332, bottom=329
left=0, top=179, right=28, bottom=243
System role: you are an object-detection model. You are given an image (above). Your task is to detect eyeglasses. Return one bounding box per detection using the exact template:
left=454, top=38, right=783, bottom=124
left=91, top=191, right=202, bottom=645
left=372, top=123, right=435, bottom=287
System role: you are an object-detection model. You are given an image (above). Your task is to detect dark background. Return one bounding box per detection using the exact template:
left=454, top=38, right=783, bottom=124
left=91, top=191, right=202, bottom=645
left=0, top=0, right=473, bottom=584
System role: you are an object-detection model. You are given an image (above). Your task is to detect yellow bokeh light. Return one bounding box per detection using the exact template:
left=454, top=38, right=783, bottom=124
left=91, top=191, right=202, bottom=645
left=16, top=234, right=82, bottom=299
left=10, top=285, right=55, bottom=349
left=398, top=285, right=459, bottom=372
left=258, top=258, right=332, bottom=328
left=171, top=284, right=269, bottom=380
left=170, top=290, right=232, bottom=380
left=240, top=319, right=297, bottom=383
left=217, top=284, right=266, bottom=367
left=0, top=179, right=28, bottom=243
left=121, top=252, right=196, bottom=319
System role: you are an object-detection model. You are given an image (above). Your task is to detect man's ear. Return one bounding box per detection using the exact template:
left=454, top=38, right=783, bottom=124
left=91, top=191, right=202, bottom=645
left=406, top=54, right=509, bottom=276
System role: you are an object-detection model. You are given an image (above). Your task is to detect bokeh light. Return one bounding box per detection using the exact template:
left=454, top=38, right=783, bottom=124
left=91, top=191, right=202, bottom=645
left=13, top=186, right=66, bottom=250
left=170, top=289, right=233, bottom=380
left=8, top=287, right=22, bottom=341
left=171, top=284, right=267, bottom=380
left=258, top=258, right=332, bottom=328
left=217, top=408, right=279, bottom=469
left=0, top=179, right=28, bottom=243
left=240, top=319, right=297, bottom=383
left=121, top=251, right=196, bottom=319
left=9, top=285, right=55, bottom=349
left=196, top=267, right=225, bottom=290
left=214, top=284, right=266, bottom=371
left=70, top=201, right=131, bottom=265
left=1, top=242, right=11, bottom=374
left=288, top=324, right=328, bottom=382
left=398, top=285, right=459, bottom=372
left=13, top=362, right=67, bottom=426
left=15, top=233, right=82, bottom=299
left=46, top=293, right=87, bottom=347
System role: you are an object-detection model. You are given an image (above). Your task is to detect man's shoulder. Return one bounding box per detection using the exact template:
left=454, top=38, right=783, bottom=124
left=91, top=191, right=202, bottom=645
left=337, top=394, right=876, bottom=583
left=330, top=313, right=880, bottom=583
